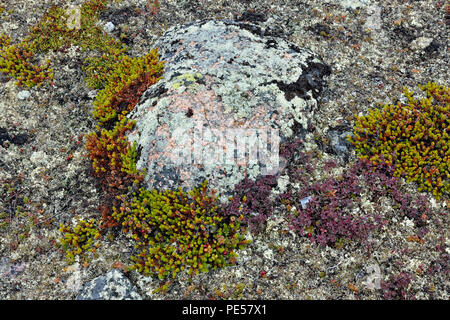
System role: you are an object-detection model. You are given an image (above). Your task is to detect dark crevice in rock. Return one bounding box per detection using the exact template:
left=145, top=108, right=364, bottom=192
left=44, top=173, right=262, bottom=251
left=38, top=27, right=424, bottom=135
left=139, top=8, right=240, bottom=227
left=235, top=21, right=264, bottom=37
left=274, top=59, right=331, bottom=102
left=136, top=144, right=143, bottom=161
left=265, top=39, right=278, bottom=49
left=142, top=83, right=168, bottom=101
left=291, top=118, right=309, bottom=139
left=0, top=127, right=30, bottom=146
left=235, top=21, right=286, bottom=38
left=241, top=60, right=257, bottom=68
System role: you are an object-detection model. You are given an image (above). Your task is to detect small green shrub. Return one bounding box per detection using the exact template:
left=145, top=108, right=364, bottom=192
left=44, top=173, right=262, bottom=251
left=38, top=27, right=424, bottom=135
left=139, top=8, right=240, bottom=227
left=82, top=46, right=128, bottom=90
left=348, top=82, right=449, bottom=199
left=0, top=33, right=53, bottom=87
left=28, top=0, right=124, bottom=54
left=59, top=218, right=101, bottom=263
left=112, top=181, right=250, bottom=280
left=92, top=49, right=164, bottom=126
left=0, top=0, right=125, bottom=88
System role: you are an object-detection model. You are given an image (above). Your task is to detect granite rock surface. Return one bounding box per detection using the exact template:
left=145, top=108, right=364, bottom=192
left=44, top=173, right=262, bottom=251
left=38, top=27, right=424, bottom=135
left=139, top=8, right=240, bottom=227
left=128, top=19, right=331, bottom=196
left=77, top=269, right=142, bottom=300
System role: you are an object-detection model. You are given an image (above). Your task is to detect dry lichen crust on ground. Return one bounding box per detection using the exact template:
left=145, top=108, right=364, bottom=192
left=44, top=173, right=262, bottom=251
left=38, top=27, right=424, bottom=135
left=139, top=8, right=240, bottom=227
left=1, top=0, right=448, bottom=300
left=127, top=19, right=331, bottom=196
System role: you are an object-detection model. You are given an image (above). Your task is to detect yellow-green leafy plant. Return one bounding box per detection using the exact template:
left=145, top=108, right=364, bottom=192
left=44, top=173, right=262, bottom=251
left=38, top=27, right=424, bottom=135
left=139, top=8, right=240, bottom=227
left=28, top=0, right=124, bottom=54
left=0, top=33, right=53, bottom=87
left=112, top=181, right=250, bottom=280
left=27, top=5, right=73, bottom=53
left=92, top=49, right=164, bottom=126
left=85, top=114, right=146, bottom=229
left=0, top=0, right=125, bottom=88
left=59, top=218, right=101, bottom=263
left=82, top=45, right=128, bottom=89
left=348, top=82, right=449, bottom=199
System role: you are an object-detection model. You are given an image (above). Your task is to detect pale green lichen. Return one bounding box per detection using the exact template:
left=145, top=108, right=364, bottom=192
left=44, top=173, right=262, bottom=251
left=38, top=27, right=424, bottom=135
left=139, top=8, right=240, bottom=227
left=172, top=72, right=203, bottom=91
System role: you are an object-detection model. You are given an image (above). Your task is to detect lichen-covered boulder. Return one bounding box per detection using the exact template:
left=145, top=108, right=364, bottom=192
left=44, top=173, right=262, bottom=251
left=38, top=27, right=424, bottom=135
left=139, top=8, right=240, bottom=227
left=76, top=269, right=142, bottom=300
left=127, top=19, right=331, bottom=197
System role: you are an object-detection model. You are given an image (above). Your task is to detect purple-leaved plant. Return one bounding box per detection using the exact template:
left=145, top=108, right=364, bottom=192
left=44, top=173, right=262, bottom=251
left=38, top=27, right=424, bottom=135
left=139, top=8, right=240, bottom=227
left=356, top=157, right=432, bottom=236
left=224, top=175, right=278, bottom=232
left=381, top=272, right=414, bottom=300
left=285, top=164, right=379, bottom=247
left=282, top=153, right=433, bottom=247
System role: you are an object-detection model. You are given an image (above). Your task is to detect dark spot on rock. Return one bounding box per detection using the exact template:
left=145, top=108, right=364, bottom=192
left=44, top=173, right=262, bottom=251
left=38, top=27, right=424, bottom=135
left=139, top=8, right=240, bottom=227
left=265, top=39, right=278, bottom=49
left=287, top=43, right=302, bottom=54
left=195, top=76, right=206, bottom=86
left=143, top=84, right=168, bottom=101
left=137, top=145, right=142, bottom=159
left=291, top=119, right=309, bottom=138
left=82, top=94, right=91, bottom=101
left=0, top=127, right=29, bottom=146
left=236, top=11, right=267, bottom=23
left=186, top=108, right=194, bottom=117
left=275, top=59, right=331, bottom=101
left=241, top=60, right=256, bottom=68
left=308, top=23, right=331, bottom=37
left=236, top=22, right=264, bottom=37
left=99, top=6, right=136, bottom=26
left=391, top=26, right=416, bottom=44
left=424, top=39, right=439, bottom=54
left=154, top=165, right=183, bottom=190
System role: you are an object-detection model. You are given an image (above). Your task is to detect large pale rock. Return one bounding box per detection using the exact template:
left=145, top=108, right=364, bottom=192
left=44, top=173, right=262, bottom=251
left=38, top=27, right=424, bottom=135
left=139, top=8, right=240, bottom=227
left=128, top=19, right=331, bottom=198
left=77, top=269, right=142, bottom=300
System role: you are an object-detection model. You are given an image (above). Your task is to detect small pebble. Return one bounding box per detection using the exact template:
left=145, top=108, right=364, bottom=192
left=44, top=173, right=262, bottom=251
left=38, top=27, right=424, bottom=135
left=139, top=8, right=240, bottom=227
left=17, top=90, right=31, bottom=100
left=104, top=22, right=115, bottom=33
left=410, top=37, right=433, bottom=51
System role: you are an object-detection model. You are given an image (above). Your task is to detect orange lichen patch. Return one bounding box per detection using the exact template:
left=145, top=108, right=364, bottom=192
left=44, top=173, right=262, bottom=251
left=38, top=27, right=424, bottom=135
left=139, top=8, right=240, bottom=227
left=406, top=235, right=425, bottom=244
left=347, top=283, right=359, bottom=294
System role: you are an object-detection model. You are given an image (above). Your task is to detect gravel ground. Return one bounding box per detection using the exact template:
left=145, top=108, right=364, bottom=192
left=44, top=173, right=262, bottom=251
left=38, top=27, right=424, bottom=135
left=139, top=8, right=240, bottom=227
left=0, top=0, right=448, bottom=300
